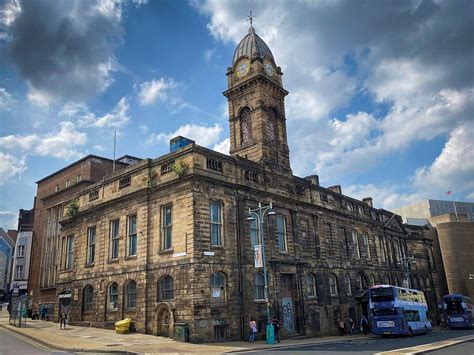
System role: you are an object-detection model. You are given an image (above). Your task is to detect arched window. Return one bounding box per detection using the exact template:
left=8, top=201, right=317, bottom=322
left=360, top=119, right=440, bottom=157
left=83, top=285, right=93, bottom=312
left=329, top=274, right=338, bottom=296
left=240, top=107, right=252, bottom=143
left=306, top=273, right=316, bottom=298
left=345, top=274, right=352, bottom=296
left=265, top=108, right=277, bottom=142
left=211, top=272, right=226, bottom=304
left=254, top=272, right=265, bottom=300
left=108, top=282, right=118, bottom=310
left=158, top=276, right=174, bottom=301
left=370, top=275, right=376, bottom=287
left=383, top=275, right=390, bottom=285
left=125, top=280, right=137, bottom=308
left=419, top=277, right=425, bottom=290
left=356, top=273, right=368, bottom=291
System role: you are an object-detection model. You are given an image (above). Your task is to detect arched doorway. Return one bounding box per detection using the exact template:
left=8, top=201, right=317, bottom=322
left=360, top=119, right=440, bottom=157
left=58, top=289, right=72, bottom=322
left=155, top=302, right=174, bottom=337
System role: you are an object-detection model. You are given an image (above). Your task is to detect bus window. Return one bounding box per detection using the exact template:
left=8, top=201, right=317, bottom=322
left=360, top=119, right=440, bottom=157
left=371, top=287, right=395, bottom=302
left=373, top=308, right=397, bottom=316
left=404, top=310, right=420, bottom=322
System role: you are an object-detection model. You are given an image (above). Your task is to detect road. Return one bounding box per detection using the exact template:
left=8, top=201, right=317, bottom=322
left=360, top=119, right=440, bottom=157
left=0, top=328, right=120, bottom=355
left=428, top=339, right=474, bottom=355
left=243, top=328, right=474, bottom=354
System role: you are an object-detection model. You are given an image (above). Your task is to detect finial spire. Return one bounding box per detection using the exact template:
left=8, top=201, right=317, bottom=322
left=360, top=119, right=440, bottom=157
left=247, top=11, right=254, bottom=28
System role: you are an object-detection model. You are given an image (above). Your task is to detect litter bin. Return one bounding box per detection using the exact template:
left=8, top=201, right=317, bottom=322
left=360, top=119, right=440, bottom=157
left=114, top=318, right=132, bottom=334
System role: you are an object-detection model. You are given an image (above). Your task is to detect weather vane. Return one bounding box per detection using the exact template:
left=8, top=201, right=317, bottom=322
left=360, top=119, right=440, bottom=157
left=247, top=11, right=254, bottom=27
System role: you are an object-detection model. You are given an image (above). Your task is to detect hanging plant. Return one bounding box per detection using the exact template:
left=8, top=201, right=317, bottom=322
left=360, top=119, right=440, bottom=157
left=65, top=199, right=79, bottom=218
left=172, top=160, right=189, bottom=178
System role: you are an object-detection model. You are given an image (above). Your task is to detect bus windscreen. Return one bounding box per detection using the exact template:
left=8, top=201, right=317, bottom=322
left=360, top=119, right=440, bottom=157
left=370, top=287, right=395, bottom=302
left=373, top=307, right=397, bottom=316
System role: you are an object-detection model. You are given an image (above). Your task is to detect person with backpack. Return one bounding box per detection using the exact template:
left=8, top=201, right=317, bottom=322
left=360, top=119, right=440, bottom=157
left=361, top=316, right=370, bottom=335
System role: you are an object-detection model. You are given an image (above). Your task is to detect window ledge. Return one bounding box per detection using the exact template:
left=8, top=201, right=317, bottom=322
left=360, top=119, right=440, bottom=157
left=210, top=303, right=227, bottom=308
left=159, top=248, right=174, bottom=255
left=307, top=296, right=318, bottom=300
left=107, top=309, right=118, bottom=312
left=254, top=299, right=266, bottom=304
left=211, top=245, right=224, bottom=249
left=125, top=255, right=137, bottom=260
left=124, top=307, right=137, bottom=311
left=59, top=269, right=73, bottom=274
left=84, top=263, right=95, bottom=268
left=83, top=310, right=95, bottom=314
left=108, top=258, right=119, bottom=264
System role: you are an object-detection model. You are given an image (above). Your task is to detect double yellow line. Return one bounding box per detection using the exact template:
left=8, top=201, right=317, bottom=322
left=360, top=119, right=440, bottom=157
left=0, top=327, right=51, bottom=351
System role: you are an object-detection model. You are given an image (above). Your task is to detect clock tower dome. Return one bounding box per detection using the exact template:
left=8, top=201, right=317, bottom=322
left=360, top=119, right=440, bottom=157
left=223, top=23, right=291, bottom=174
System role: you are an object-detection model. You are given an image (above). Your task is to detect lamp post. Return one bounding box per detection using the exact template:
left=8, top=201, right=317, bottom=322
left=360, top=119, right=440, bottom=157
left=398, top=256, right=416, bottom=289
left=247, top=202, right=275, bottom=331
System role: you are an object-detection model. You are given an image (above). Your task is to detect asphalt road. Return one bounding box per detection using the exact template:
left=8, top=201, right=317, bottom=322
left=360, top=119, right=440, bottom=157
left=0, top=328, right=120, bottom=355
left=427, top=339, right=474, bottom=355
left=244, top=328, right=474, bottom=354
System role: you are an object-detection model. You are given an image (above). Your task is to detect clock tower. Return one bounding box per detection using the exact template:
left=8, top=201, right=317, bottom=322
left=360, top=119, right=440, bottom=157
left=223, top=23, right=291, bottom=174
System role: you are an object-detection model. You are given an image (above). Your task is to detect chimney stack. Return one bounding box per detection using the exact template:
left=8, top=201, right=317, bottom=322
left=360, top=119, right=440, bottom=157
left=362, top=197, right=373, bottom=207
left=328, top=185, right=342, bottom=194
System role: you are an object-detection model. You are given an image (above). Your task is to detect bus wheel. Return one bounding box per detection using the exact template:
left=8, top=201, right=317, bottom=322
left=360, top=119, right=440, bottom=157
left=408, top=328, right=413, bottom=337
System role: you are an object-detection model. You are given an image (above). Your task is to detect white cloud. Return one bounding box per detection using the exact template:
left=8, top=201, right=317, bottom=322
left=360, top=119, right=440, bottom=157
left=0, top=210, right=18, bottom=230
left=147, top=123, right=223, bottom=148
left=0, top=152, right=26, bottom=185
left=413, top=121, right=474, bottom=195
left=0, top=87, right=14, bottom=110
left=0, top=0, right=21, bottom=27
left=0, top=121, right=87, bottom=160
left=137, top=78, right=177, bottom=106
left=213, top=138, right=230, bottom=154
left=203, top=48, right=216, bottom=62
left=59, top=97, right=130, bottom=128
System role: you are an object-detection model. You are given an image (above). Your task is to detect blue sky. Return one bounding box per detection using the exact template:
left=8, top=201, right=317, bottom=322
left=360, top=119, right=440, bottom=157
left=0, top=0, right=473, bottom=230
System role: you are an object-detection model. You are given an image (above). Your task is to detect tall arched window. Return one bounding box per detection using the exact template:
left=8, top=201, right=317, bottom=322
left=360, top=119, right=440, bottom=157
left=265, top=108, right=277, bottom=142
left=329, top=274, right=338, bottom=296
left=370, top=275, right=376, bottom=287
left=158, top=276, right=174, bottom=301
left=345, top=274, right=352, bottom=296
left=125, top=280, right=137, bottom=308
left=83, top=285, right=93, bottom=312
left=108, top=282, right=118, bottom=310
left=306, top=273, right=316, bottom=298
left=240, top=107, right=252, bottom=143
left=254, top=272, right=265, bottom=300
left=356, top=273, right=367, bottom=291
left=383, top=275, right=390, bottom=285
left=211, top=272, right=226, bottom=304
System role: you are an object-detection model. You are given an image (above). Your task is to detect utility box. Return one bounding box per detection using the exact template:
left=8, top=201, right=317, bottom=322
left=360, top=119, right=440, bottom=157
left=173, top=323, right=189, bottom=342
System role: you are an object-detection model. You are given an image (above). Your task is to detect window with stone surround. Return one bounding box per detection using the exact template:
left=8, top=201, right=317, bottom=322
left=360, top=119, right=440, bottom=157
left=161, top=205, right=172, bottom=250
left=254, top=272, right=265, bottom=300
left=276, top=215, right=287, bottom=252
left=329, top=274, right=338, bottom=296
left=210, top=272, right=226, bottom=304
left=127, top=214, right=137, bottom=256
left=352, top=231, right=360, bottom=259
left=345, top=274, right=352, bottom=296
left=17, top=245, right=24, bottom=257
left=86, top=226, right=96, bottom=265
left=306, top=273, right=317, bottom=298
left=110, top=219, right=120, bottom=260
left=125, top=280, right=137, bottom=308
left=378, top=236, right=386, bottom=262
left=108, top=282, right=119, bottom=310
left=363, top=234, right=371, bottom=259
left=250, top=218, right=259, bottom=247
left=83, top=285, right=93, bottom=312
left=89, top=190, right=99, bottom=201
left=15, top=265, right=23, bottom=279
left=346, top=201, right=354, bottom=212
left=158, top=275, right=174, bottom=301
left=210, top=201, right=222, bottom=246
left=240, top=107, right=252, bottom=144
left=64, top=235, right=74, bottom=270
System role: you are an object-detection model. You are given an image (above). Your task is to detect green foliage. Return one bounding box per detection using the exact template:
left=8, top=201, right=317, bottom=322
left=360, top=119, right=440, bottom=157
left=148, top=168, right=158, bottom=187
left=65, top=199, right=79, bottom=218
left=172, top=160, right=189, bottom=178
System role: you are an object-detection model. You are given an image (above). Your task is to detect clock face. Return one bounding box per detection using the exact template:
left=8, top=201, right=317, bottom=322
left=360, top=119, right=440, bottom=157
left=235, top=60, right=250, bottom=78
left=264, top=61, right=274, bottom=76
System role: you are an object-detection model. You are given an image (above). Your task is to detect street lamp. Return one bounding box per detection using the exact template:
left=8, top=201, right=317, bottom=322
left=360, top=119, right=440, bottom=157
left=247, top=202, right=275, bottom=335
left=397, top=256, right=416, bottom=288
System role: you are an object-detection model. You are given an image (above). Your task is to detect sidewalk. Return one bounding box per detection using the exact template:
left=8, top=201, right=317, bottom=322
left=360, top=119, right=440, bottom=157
left=0, top=309, right=370, bottom=354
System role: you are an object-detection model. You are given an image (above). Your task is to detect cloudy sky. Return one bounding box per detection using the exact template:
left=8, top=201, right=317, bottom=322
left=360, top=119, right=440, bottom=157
left=0, top=0, right=473, bottom=229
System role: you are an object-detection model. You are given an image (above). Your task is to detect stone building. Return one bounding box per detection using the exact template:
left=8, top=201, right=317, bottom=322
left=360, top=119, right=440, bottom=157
left=28, top=155, right=139, bottom=315
left=51, top=26, right=444, bottom=342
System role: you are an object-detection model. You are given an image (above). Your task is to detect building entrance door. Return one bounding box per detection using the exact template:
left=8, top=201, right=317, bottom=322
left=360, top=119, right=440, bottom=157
left=280, top=274, right=295, bottom=333
left=157, top=307, right=171, bottom=337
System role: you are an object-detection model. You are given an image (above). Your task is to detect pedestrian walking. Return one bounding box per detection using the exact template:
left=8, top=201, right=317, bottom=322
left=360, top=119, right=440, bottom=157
left=40, top=305, right=47, bottom=320
left=249, top=317, right=257, bottom=342
left=271, top=316, right=281, bottom=343
left=339, top=320, right=346, bottom=335
left=59, top=309, right=67, bottom=329
left=348, top=317, right=355, bottom=337
left=361, top=316, right=370, bottom=335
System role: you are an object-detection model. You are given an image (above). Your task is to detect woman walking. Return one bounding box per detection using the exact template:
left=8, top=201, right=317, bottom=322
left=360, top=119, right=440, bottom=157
left=249, top=317, right=258, bottom=342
